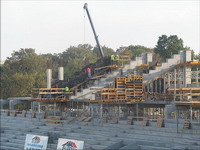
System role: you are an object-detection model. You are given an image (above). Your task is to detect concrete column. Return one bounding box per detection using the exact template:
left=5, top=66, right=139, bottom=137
left=136, top=103, right=139, bottom=121
left=9, top=100, right=13, bottom=110
left=168, top=73, right=170, bottom=89
left=38, top=102, right=41, bottom=113
left=190, top=106, right=193, bottom=122
left=174, top=69, right=176, bottom=101
left=58, top=58, right=64, bottom=80
left=54, top=102, right=56, bottom=116
left=163, top=77, right=166, bottom=93
left=184, top=66, right=191, bottom=87
left=47, top=69, right=52, bottom=88
left=159, top=78, right=162, bottom=93
left=197, top=65, right=199, bottom=87
left=100, top=104, right=103, bottom=120
left=155, top=80, right=157, bottom=92
left=58, top=67, right=64, bottom=80
left=47, top=59, right=52, bottom=88
left=141, top=53, right=147, bottom=64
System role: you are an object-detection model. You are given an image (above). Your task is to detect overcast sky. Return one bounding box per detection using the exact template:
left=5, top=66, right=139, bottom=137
left=1, top=0, right=200, bottom=60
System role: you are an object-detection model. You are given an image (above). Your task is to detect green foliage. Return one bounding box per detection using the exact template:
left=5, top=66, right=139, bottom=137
left=93, top=45, right=115, bottom=57
left=61, top=44, right=98, bottom=79
left=1, top=38, right=195, bottom=99
left=127, top=45, right=154, bottom=59
left=1, top=48, right=48, bottom=98
left=155, top=35, right=184, bottom=59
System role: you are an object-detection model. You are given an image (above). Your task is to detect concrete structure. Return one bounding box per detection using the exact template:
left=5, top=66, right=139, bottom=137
left=0, top=100, right=9, bottom=109
left=58, top=58, right=64, bottom=81
left=1, top=112, right=200, bottom=150
left=7, top=97, right=32, bottom=110
left=70, top=53, right=153, bottom=101
left=46, top=60, right=52, bottom=88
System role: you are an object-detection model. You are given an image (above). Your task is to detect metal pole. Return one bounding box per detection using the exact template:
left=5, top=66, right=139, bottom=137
left=197, top=65, right=199, bottom=87
left=176, top=106, right=179, bottom=134
left=38, top=102, right=41, bottom=113
left=168, top=72, right=170, bottom=89
left=190, top=105, right=193, bottom=122
left=136, top=103, right=139, bottom=121
left=174, top=69, right=176, bottom=101
left=54, top=102, right=56, bottom=116
left=100, top=104, right=103, bottom=123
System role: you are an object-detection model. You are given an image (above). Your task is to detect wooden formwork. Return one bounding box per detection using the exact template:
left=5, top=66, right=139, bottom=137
left=98, top=76, right=144, bottom=103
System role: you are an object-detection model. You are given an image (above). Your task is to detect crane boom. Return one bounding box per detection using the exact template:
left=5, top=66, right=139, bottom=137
left=83, top=3, right=104, bottom=58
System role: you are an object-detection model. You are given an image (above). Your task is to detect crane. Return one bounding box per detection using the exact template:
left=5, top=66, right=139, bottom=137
left=83, top=3, right=104, bottom=58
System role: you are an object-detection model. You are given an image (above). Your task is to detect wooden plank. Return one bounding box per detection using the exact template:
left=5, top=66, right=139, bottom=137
left=84, top=117, right=92, bottom=122
left=80, top=117, right=87, bottom=122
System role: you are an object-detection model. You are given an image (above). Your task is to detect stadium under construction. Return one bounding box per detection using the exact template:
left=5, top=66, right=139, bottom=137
left=1, top=50, right=200, bottom=150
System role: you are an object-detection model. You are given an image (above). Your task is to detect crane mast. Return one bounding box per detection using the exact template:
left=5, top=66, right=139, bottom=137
left=83, top=3, right=105, bottom=58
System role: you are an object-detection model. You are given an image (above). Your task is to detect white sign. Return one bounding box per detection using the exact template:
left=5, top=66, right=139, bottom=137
left=24, top=134, right=48, bottom=150
left=57, top=138, right=84, bottom=150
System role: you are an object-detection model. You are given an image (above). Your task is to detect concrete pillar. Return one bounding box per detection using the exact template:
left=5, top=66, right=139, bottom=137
left=147, top=53, right=153, bottom=63
left=136, top=103, right=139, bottom=121
left=197, top=65, right=199, bottom=87
left=159, top=78, right=162, bottom=93
left=141, top=53, right=147, bottom=64
left=190, top=106, right=193, bottom=122
left=38, top=102, right=41, bottom=113
left=168, top=73, right=170, bottom=89
left=155, top=80, right=158, bottom=92
left=54, top=102, right=56, bottom=116
left=185, top=50, right=192, bottom=62
left=0, top=100, right=9, bottom=110
left=58, top=67, right=64, bottom=80
left=184, top=66, right=191, bottom=87
left=58, top=58, right=64, bottom=80
left=47, top=59, right=52, bottom=88
left=180, top=50, right=191, bottom=62
left=163, top=77, right=166, bottom=93
left=47, top=69, right=52, bottom=88
left=174, top=69, right=176, bottom=101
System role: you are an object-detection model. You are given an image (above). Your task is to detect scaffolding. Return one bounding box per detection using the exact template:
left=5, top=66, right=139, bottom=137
left=95, top=76, right=144, bottom=104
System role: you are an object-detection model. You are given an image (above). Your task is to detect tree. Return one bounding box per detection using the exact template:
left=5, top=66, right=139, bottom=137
left=93, top=45, right=115, bottom=57
left=155, top=35, right=184, bottom=59
left=60, top=45, right=98, bottom=78
left=127, top=45, right=154, bottom=59
left=1, top=48, right=49, bottom=99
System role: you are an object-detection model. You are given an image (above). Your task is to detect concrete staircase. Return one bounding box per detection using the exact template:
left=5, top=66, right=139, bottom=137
left=143, top=53, right=181, bottom=83
left=1, top=112, right=200, bottom=150
left=70, top=55, right=145, bottom=100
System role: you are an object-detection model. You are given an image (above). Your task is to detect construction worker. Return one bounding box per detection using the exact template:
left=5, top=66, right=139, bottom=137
left=111, top=54, right=115, bottom=65
left=65, top=86, right=69, bottom=92
left=115, top=55, right=120, bottom=66
left=87, top=67, right=91, bottom=78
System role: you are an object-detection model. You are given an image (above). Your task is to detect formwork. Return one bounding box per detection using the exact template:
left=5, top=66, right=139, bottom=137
left=96, top=76, right=144, bottom=103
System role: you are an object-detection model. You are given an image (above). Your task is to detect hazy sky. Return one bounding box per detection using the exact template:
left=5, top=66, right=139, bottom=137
left=1, top=0, right=200, bottom=60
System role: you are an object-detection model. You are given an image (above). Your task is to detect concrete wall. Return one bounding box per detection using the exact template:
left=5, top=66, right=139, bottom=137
left=180, top=50, right=192, bottom=63
left=141, top=53, right=152, bottom=64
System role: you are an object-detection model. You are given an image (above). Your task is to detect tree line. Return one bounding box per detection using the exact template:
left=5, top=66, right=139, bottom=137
left=1, top=35, right=199, bottom=99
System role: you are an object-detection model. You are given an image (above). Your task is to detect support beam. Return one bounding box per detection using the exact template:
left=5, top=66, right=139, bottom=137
left=174, top=69, right=176, bottom=101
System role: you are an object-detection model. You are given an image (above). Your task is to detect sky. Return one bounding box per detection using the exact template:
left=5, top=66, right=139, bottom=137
left=1, top=0, right=200, bottom=60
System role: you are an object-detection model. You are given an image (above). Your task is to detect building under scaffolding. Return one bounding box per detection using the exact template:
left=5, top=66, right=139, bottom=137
left=4, top=50, right=200, bottom=122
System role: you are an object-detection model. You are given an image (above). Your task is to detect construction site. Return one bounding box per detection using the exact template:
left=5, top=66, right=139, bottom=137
left=1, top=3, right=200, bottom=150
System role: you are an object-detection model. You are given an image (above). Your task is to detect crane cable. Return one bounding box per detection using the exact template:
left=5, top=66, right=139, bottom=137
left=84, top=9, right=86, bottom=48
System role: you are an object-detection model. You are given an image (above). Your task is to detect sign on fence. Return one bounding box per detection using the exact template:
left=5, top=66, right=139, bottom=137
left=24, top=134, right=48, bottom=150
left=57, top=138, right=84, bottom=150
